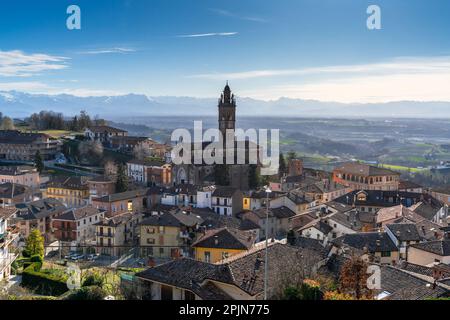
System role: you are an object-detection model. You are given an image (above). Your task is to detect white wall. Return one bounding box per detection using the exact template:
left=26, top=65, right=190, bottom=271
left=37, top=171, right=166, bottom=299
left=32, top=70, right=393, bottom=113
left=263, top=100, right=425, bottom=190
left=327, top=218, right=357, bottom=239
left=197, top=191, right=212, bottom=208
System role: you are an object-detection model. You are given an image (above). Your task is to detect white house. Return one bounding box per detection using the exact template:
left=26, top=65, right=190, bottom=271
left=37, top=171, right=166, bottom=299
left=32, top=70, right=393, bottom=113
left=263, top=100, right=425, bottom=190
left=298, top=220, right=333, bottom=245
left=0, top=209, right=19, bottom=281
left=211, top=187, right=243, bottom=217
left=196, top=187, right=213, bottom=209
left=385, top=223, right=421, bottom=260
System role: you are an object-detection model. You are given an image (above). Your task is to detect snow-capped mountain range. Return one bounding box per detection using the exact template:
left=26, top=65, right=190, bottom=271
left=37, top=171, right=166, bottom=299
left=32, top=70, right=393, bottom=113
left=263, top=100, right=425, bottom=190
left=1, top=91, right=450, bottom=119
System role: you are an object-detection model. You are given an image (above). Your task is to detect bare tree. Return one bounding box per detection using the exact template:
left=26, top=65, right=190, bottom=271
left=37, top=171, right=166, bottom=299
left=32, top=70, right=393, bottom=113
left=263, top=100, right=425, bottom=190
left=338, top=255, right=373, bottom=299
left=104, top=160, right=119, bottom=178
left=78, top=140, right=104, bottom=164
left=0, top=116, right=15, bottom=130
left=271, top=248, right=322, bottom=299
left=133, top=143, right=151, bottom=160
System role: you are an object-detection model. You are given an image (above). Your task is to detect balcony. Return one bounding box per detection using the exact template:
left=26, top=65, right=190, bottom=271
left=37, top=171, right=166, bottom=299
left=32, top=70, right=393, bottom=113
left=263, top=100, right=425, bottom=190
left=96, top=232, right=114, bottom=237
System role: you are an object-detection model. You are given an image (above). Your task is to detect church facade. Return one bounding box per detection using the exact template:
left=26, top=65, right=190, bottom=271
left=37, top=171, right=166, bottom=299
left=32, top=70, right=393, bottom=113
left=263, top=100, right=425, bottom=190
left=172, top=84, right=250, bottom=190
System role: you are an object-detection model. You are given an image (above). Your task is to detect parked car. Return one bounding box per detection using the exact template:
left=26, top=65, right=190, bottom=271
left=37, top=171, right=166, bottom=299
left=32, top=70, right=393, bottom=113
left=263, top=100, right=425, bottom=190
left=86, top=253, right=100, bottom=261
left=71, top=254, right=85, bottom=261
left=46, top=250, right=59, bottom=258
left=64, top=251, right=78, bottom=259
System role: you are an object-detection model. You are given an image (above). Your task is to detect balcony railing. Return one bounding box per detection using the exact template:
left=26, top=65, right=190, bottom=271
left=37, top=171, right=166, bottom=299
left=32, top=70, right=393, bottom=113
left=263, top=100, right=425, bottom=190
left=0, top=232, right=19, bottom=247
left=96, top=232, right=114, bottom=237
left=0, top=253, right=18, bottom=272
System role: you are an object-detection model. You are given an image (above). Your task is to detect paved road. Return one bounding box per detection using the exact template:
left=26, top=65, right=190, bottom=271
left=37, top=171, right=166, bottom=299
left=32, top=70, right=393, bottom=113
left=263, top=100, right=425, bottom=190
left=44, top=160, right=100, bottom=177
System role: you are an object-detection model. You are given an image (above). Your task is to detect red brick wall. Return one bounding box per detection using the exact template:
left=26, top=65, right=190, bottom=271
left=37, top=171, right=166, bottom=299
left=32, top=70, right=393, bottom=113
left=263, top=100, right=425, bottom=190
left=52, top=220, right=77, bottom=241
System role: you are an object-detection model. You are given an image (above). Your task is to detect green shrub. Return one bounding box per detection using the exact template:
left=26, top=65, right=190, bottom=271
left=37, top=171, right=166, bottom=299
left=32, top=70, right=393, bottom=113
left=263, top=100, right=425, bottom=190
left=83, top=274, right=104, bottom=287
left=30, top=254, right=43, bottom=264
left=22, top=249, right=31, bottom=258
left=283, top=286, right=302, bottom=300
left=64, top=286, right=107, bottom=300
left=300, top=280, right=324, bottom=300
left=282, top=280, right=324, bottom=300
left=21, top=262, right=68, bottom=296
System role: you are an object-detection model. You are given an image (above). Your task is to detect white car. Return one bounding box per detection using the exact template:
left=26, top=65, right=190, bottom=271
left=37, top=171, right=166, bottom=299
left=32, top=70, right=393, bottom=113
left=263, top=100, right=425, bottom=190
left=64, top=252, right=78, bottom=259
left=86, top=253, right=100, bottom=261
left=71, top=254, right=85, bottom=261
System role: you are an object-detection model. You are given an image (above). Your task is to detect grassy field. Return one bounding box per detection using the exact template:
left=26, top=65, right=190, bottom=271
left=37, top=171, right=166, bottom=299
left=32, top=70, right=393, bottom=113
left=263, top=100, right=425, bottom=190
left=378, top=163, right=429, bottom=173
left=38, top=130, right=82, bottom=138
left=44, top=168, right=80, bottom=177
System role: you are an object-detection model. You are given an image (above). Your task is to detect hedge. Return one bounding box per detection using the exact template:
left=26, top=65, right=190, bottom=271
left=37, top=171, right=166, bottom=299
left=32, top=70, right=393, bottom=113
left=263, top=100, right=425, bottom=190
left=21, top=262, right=68, bottom=296
left=63, top=286, right=107, bottom=300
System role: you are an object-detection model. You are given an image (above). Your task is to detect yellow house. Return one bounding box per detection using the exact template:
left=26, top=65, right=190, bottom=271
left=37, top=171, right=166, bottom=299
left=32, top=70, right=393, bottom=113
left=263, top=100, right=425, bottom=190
left=193, top=228, right=257, bottom=263
left=139, top=211, right=202, bottom=259
left=46, top=176, right=89, bottom=208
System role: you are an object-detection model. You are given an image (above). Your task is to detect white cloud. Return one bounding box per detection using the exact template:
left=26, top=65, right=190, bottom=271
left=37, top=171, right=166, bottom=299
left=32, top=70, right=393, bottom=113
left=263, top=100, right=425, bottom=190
left=190, top=57, right=450, bottom=80
left=0, top=81, right=122, bottom=97
left=193, top=56, right=450, bottom=103
left=0, top=50, right=68, bottom=77
left=177, top=32, right=238, bottom=38
left=240, top=72, right=450, bottom=103
left=47, top=88, right=124, bottom=97
left=0, top=81, right=50, bottom=91
left=78, top=47, right=137, bottom=55
left=210, top=9, right=267, bottom=23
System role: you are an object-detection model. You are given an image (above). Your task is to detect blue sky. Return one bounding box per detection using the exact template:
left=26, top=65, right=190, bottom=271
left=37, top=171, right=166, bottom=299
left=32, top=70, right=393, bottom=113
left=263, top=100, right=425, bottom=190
left=1, top=0, right=450, bottom=102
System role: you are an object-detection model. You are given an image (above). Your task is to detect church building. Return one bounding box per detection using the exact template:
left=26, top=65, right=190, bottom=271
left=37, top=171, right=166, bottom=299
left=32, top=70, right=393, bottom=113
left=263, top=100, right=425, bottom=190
left=172, top=83, right=252, bottom=190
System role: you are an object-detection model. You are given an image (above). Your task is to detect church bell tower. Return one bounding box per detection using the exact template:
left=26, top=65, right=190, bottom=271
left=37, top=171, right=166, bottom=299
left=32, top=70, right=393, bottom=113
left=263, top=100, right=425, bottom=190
left=218, top=82, right=236, bottom=141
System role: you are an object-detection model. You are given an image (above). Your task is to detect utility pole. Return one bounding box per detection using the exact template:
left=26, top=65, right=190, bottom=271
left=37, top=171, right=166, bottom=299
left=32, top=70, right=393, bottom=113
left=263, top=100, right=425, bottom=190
left=264, top=185, right=272, bottom=300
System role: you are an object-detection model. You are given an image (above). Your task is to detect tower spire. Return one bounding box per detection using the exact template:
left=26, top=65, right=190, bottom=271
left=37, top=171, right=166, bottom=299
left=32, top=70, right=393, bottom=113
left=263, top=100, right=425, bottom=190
left=218, top=83, right=236, bottom=140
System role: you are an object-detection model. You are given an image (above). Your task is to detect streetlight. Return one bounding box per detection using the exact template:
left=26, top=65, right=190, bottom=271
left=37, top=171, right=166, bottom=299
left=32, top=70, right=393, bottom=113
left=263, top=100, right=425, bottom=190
left=264, top=185, right=272, bottom=300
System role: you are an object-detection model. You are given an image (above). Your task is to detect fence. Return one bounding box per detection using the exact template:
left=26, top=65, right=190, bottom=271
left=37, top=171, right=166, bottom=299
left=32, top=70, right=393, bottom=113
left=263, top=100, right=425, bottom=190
left=43, top=243, right=193, bottom=270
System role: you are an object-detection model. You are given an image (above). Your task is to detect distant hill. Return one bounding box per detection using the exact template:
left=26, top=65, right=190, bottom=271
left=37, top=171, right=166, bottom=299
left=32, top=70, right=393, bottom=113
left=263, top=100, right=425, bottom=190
left=1, top=91, right=450, bottom=118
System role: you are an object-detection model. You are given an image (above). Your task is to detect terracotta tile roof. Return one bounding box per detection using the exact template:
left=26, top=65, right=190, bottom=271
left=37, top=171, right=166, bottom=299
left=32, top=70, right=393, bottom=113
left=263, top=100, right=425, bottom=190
left=212, top=186, right=239, bottom=198
left=136, top=242, right=325, bottom=299
left=0, top=130, right=50, bottom=144
left=135, top=259, right=234, bottom=300
left=192, top=228, right=256, bottom=250
left=87, top=125, right=127, bottom=133
left=47, top=176, right=89, bottom=190
left=409, top=240, right=450, bottom=256
left=14, top=198, right=66, bottom=220
left=94, top=188, right=149, bottom=202
left=376, top=205, right=415, bottom=224
left=140, top=211, right=202, bottom=228
left=386, top=223, right=421, bottom=242
left=334, top=162, right=400, bottom=176
left=332, top=232, right=398, bottom=253
left=270, top=206, right=296, bottom=219
left=377, top=265, right=447, bottom=300
left=0, top=183, right=29, bottom=199
left=55, top=206, right=105, bottom=221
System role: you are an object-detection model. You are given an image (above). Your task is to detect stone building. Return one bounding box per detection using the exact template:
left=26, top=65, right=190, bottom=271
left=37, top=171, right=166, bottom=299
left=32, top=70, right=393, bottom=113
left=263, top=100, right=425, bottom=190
left=172, top=84, right=253, bottom=190
left=0, top=130, right=61, bottom=161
